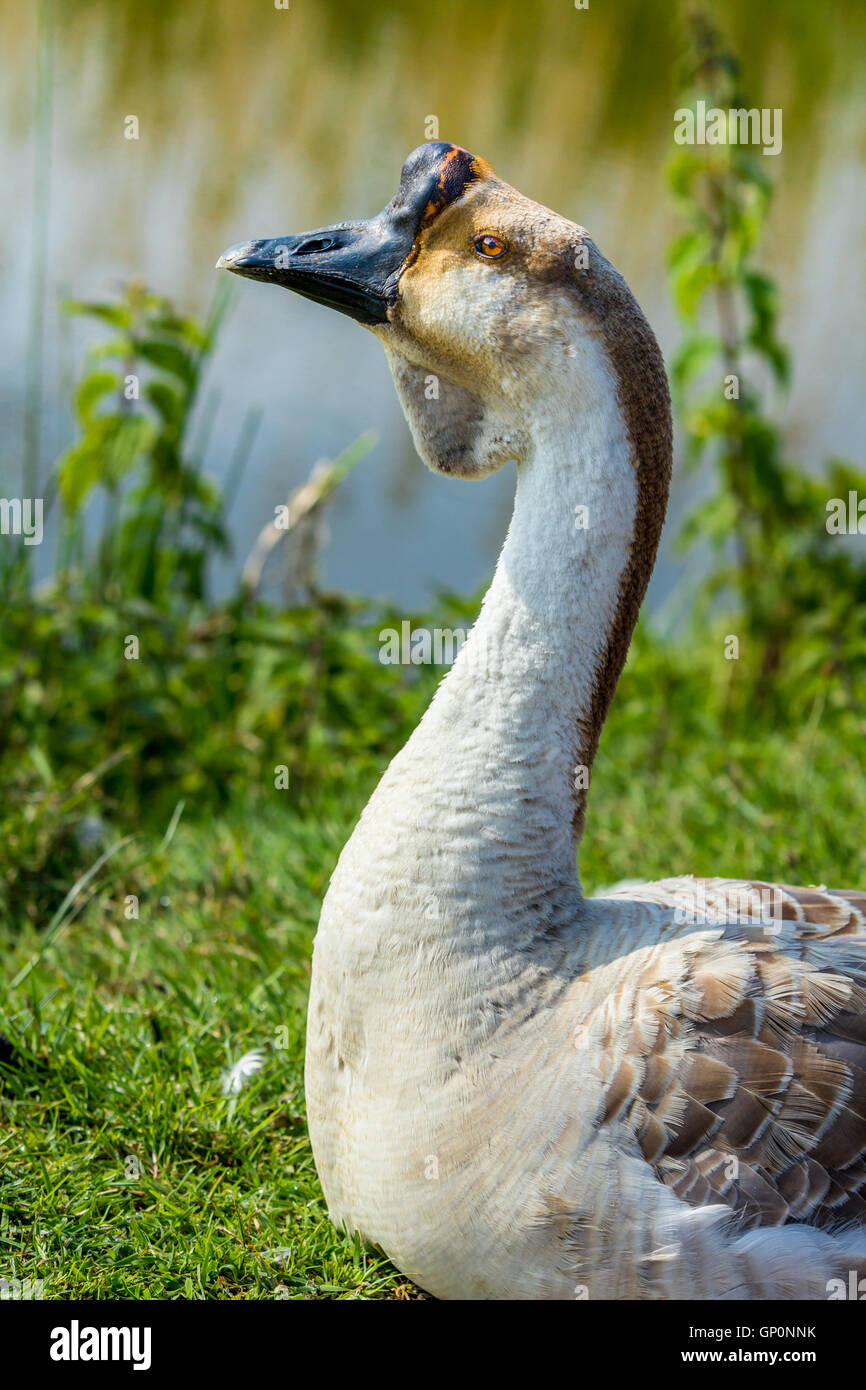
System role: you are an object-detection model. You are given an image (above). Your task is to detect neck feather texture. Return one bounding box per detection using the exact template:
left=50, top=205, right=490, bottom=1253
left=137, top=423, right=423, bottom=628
left=411, top=353, right=639, bottom=907
left=338, top=288, right=670, bottom=947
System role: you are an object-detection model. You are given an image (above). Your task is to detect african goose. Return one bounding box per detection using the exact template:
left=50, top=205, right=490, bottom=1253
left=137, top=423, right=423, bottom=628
left=219, top=144, right=866, bottom=1300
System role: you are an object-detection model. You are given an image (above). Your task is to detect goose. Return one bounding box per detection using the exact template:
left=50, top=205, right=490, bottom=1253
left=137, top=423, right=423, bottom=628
left=218, top=142, right=866, bottom=1300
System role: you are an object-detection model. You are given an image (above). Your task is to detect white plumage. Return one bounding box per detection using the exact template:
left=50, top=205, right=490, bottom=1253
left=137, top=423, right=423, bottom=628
left=221, top=142, right=866, bottom=1300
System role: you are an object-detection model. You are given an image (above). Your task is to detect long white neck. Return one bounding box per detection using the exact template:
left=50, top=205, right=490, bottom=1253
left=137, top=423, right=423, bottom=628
left=361, top=350, right=638, bottom=941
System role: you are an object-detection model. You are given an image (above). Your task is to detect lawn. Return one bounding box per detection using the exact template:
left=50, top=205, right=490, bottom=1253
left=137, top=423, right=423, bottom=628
left=2, top=627, right=864, bottom=1300
left=2, top=8, right=864, bottom=1298
left=0, top=801, right=418, bottom=1299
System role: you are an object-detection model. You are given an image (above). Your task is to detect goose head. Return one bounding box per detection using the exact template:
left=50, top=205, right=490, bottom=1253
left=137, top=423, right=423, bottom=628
left=218, top=140, right=670, bottom=515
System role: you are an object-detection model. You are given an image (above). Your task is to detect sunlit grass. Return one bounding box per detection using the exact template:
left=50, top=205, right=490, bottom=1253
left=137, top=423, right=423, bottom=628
left=0, top=809, right=419, bottom=1300
left=2, top=634, right=864, bottom=1300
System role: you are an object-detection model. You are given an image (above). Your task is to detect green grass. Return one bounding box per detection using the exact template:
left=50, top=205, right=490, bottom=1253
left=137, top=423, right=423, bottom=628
left=0, top=806, right=419, bottom=1299
left=1, top=628, right=864, bottom=1300
left=5, top=22, right=864, bottom=1296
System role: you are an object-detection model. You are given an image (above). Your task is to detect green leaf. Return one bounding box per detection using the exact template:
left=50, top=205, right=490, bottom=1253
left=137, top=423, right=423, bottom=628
left=104, top=415, right=156, bottom=489
left=677, top=492, right=739, bottom=552
left=28, top=743, right=53, bottom=787
left=667, top=152, right=702, bottom=201
left=673, top=261, right=720, bottom=320
left=671, top=335, right=722, bottom=391
left=150, top=313, right=209, bottom=351
left=74, top=370, right=120, bottom=425
left=63, top=300, right=132, bottom=328
left=138, top=339, right=198, bottom=390
left=667, top=229, right=707, bottom=274
left=58, top=414, right=155, bottom=511
left=146, top=380, right=185, bottom=429
left=58, top=438, right=109, bottom=512
left=88, top=337, right=136, bottom=363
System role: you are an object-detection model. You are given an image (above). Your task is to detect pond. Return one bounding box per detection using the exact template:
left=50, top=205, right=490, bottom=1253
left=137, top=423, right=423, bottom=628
left=1, top=0, right=864, bottom=610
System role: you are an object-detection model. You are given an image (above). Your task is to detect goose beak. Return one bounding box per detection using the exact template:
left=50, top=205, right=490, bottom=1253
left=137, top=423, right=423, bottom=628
left=217, top=143, right=497, bottom=329
left=216, top=221, right=400, bottom=327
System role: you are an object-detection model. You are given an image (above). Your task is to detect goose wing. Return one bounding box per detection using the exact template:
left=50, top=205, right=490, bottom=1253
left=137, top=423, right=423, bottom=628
left=597, top=879, right=866, bottom=1227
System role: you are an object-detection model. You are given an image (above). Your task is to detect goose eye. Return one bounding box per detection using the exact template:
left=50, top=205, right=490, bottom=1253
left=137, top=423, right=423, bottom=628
left=473, top=234, right=507, bottom=260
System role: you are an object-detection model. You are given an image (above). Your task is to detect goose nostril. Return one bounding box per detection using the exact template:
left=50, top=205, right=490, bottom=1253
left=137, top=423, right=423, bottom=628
left=295, top=236, right=336, bottom=256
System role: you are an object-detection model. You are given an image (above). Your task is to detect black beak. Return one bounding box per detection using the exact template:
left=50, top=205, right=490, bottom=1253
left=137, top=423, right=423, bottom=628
left=216, top=142, right=495, bottom=327
left=216, top=220, right=404, bottom=327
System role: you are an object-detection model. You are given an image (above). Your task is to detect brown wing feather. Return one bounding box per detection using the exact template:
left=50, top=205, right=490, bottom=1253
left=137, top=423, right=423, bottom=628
left=602, top=880, right=866, bottom=1229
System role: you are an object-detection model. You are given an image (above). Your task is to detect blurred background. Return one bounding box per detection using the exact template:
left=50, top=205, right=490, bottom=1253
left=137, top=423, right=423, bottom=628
left=2, top=0, right=865, bottom=607
left=2, top=0, right=866, bottom=1302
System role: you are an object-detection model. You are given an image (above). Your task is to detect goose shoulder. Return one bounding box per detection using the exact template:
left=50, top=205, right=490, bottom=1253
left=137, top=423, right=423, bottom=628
left=221, top=140, right=866, bottom=1297
left=592, top=876, right=866, bottom=1229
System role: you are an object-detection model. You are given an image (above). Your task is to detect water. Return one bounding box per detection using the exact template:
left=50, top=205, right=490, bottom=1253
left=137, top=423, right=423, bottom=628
left=1, top=0, right=864, bottom=609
